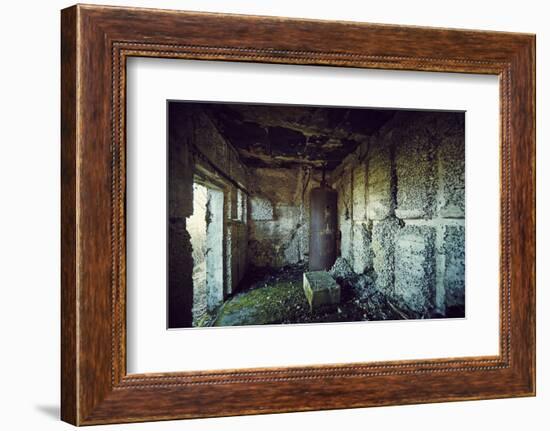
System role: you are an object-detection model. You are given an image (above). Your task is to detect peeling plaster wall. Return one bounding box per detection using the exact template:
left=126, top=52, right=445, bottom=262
left=248, top=167, right=317, bottom=268
left=331, top=111, right=465, bottom=317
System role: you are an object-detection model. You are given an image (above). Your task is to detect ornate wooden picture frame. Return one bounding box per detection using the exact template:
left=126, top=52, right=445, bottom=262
left=61, top=4, right=535, bottom=425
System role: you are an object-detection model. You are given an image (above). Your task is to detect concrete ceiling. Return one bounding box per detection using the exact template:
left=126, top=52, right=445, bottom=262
left=201, top=103, right=395, bottom=169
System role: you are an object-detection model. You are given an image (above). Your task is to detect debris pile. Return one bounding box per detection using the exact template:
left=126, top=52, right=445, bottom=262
left=329, top=257, right=410, bottom=321
left=208, top=261, right=415, bottom=327
left=328, top=257, right=354, bottom=280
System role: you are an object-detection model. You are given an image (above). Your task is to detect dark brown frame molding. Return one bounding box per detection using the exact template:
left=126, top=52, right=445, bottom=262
left=61, top=4, right=536, bottom=425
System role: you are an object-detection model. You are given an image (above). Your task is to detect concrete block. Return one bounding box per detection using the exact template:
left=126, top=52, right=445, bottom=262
left=372, top=217, right=402, bottom=294
left=352, top=163, right=367, bottom=221
left=394, top=225, right=436, bottom=315
left=443, top=225, right=465, bottom=314
left=352, top=222, right=373, bottom=274
left=339, top=220, right=353, bottom=265
left=395, top=135, right=436, bottom=219
left=438, top=135, right=465, bottom=218
left=303, top=271, right=341, bottom=311
left=283, top=221, right=305, bottom=264
left=366, top=144, right=392, bottom=220
left=250, top=196, right=274, bottom=220
left=248, top=204, right=304, bottom=268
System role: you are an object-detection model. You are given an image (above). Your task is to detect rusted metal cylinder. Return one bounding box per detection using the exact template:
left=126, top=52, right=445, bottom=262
left=309, top=182, right=338, bottom=271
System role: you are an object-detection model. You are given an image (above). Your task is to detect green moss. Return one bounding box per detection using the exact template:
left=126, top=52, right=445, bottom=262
left=210, top=264, right=411, bottom=327
left=213, top=281, right=308, bottom=326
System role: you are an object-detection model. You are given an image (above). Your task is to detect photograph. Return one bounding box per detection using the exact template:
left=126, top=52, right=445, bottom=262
left=167, top=101, right=466, bottom=329
left=41, top=0, right=537, bottom=427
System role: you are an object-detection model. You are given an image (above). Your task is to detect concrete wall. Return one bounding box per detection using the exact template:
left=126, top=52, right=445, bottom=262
left=168, top=104, right=249, bottom=326
left=168, top=104, right=196, bottom=328
left=226, top=188, right=248, bottom=295
left=170, top=105, right=465, bottom=322
left=248, top=167, right=318, bottom=268
left=193, top=110, right=250, bottom=297
left=205, top=188, right=224, bottom=310
left=331, top=111, right=465, bottom=318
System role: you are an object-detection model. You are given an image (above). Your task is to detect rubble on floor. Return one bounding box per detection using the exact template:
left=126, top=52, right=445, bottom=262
left=328, top=257, right=411, bottom=321
left=206, top=259, right=418, bottom=327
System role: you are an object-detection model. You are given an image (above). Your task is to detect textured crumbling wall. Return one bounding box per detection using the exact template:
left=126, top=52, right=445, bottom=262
left=191, top=109, right=250, bottom=296
left=331, top=111, right=465, bottom=318
left=248, top=167, right=318, bottom=268
left=226, top=188, right=248, bottom=295
left=168, top=104, right=197, bottom=327
left=168, top=104, right=249, bottom=326
left=331, top=139, right=374, bottom=277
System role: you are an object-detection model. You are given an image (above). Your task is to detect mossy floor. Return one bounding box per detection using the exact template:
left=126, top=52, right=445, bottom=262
left=202, top=264, right=406, bottom=327
left=213, top=277, right=306, bottom=326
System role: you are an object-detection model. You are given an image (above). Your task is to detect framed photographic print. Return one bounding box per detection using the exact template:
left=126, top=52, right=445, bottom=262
left=61, top=4, right=536, bottom=425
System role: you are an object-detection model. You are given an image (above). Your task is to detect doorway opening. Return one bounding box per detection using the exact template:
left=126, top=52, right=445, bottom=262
left=186, top=180, right=224, bottom=326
